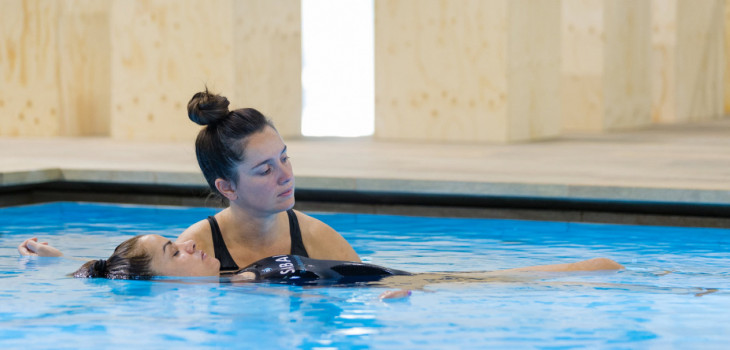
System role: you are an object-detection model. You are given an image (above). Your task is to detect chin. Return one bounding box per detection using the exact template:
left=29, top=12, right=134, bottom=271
left=277, top=197, right=295, bottom=211
left=284, top=199, right=295, bottom=211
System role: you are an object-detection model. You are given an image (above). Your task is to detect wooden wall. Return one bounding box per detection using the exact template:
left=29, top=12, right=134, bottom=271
left=0, top=0, right=727, bottom=142
left=673, top=0, right=724, bottom=123
left=233, top=0, right=302, bottom=138
left=0, top=0, right=301, bottom=140
left=652, top=0, right=724, bottom=124
left=726, top=0, right=730, bottom=114
left=59, top=0, right=112, bottom=137
left=562, top=0, right=651, bottom=132
left=109, top=0, right=235, bottom=141
left=0, top=0, right=62, bottom=137
left=374, top=0, right=561, bottom=143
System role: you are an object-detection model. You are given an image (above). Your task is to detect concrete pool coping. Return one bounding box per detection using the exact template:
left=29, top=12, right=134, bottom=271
left=1, top=117, right=729, bottom=226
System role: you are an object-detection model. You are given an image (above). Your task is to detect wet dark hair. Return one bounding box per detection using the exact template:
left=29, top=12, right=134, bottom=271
left=187, top=88, right=276, bottom=197
left=72, top=236, right=154, bottom=280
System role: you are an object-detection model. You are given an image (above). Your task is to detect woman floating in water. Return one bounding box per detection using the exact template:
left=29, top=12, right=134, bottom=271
left=18, top=235, right=624, bottom=298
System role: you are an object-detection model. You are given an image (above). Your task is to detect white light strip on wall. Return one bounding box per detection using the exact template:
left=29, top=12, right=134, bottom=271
left=301, top=0, right=374, bottom=137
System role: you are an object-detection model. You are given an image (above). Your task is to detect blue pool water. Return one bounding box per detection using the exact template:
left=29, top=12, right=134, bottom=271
left=0, top=202, right=728, bottom=349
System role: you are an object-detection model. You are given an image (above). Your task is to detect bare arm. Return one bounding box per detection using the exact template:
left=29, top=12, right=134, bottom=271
left=500, top=258, right=624, bottom=273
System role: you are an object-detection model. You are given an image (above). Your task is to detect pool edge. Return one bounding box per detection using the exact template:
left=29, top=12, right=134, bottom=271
left=1, top=180, right=729, bottom=228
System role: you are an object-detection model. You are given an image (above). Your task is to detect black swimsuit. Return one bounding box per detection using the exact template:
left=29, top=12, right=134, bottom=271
left=232, top=254, right=411, bottom=285
left=207, top=209, right=309, bottom=271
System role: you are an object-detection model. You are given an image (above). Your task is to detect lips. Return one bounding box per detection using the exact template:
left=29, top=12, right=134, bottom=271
left=278, top=187, right=294, bottom=197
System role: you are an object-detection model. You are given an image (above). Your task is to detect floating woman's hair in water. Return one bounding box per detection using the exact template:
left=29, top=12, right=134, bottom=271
left=72, top=236, right=154, bottom=280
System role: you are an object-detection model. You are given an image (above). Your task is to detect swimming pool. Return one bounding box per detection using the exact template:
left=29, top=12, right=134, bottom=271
left=1, top=202, right=728, bottom=349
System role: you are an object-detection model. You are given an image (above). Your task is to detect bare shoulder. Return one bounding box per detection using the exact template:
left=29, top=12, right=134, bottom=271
left=294, top=210, right=337, bottom=242
left=177, top=218, right=214, bottom=254
left=294, top=210, right=361, bottom=262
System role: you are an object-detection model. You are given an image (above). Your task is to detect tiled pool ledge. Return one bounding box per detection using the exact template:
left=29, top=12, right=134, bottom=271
left=2, top=167, right=729, bottom=206
left=1, top=167, right=729, bottom=228
left=1, top=117, right=729, bottom=227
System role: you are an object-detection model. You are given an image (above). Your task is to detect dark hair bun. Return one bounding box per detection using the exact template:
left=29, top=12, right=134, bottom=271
left=187, top=89, right=231, bottom=126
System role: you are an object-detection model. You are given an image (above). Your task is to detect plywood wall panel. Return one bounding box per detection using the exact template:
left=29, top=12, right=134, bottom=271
left=109, top=0, right=235, bottom=141
left=58, top=0, right=111, bottom=136
left=508, top=0, right=562, bottom=141
left=651, top=0, right=677, bottom=123
left=233, top=0, right=302, bottom=138
left=561, top=0, right=604, bottom=131
left=375, top=0, right=507, bottom=142
left=562, top=0, right=651, bottom=132
left=726, top=0, right=730, bottom=114
left=675, top=0, right=724, bottom=122
left=603, top=0, right=651, bottom=130
left=652, top=0, right=724, bottom=124
left=375, top=0, right=560, bottom=143
left=0, top=0, right=62, bottom=137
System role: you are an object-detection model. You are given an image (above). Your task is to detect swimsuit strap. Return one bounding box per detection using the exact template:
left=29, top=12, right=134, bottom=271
left=207, top=216, right=240, bottom=271
left=287, top=209, right=309, bottom=257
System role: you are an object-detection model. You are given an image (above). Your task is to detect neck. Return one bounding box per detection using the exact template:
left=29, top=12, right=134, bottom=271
left=218, top=205, right=284, bottom=247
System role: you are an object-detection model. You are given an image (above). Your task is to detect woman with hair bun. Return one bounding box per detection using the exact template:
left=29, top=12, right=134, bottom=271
left=181, top=89, right=360, bottom=272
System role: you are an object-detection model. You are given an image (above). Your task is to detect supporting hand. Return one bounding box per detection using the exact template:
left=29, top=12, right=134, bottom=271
left=379, top=289, right=412, bottom=300
left=18, top=237, right=63, bottom=257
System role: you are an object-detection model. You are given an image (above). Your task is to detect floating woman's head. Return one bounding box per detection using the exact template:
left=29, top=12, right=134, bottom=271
left=73, top=234, right=220, bottom=279
left=187, top=89, right=295, bottom=212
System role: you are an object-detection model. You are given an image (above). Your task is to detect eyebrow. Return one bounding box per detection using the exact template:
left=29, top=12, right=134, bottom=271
left=251, top=145, right=288, bottom=170
left=162, top=241, right=172, bottom=254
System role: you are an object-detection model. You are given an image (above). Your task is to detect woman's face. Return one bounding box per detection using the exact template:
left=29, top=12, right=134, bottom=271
left=231, top=126, right=295, bottom=214
left=139, top=234, right=220, bottom=277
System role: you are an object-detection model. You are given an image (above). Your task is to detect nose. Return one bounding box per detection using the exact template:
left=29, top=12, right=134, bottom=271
left=182, top=240, right=196, bottom=253
left=278, top=162, right=293, bottom=185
